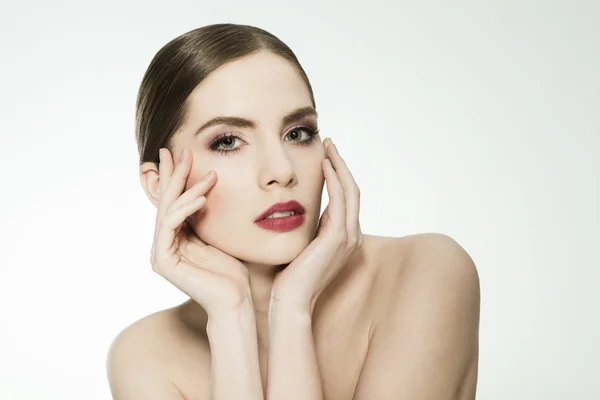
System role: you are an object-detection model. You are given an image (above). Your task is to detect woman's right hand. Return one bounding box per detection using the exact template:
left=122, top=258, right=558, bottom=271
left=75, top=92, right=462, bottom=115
left=150, top=147, right=253, bottom=318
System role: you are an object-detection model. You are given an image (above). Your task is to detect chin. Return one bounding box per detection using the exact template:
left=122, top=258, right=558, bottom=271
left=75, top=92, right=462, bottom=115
left=239, top=238, right=311, bottom=266
left=246, top=248, right=303, bottom=266
left=211, top=230, right=312, bottom=266
left=193, top=215, right=320, bottom=267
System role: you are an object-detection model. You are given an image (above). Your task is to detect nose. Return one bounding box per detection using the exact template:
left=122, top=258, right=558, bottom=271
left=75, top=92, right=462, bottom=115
left=257, top=142, right=298, bottom=190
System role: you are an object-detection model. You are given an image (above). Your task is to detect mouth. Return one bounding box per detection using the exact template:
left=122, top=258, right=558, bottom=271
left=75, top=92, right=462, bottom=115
left=254, top=200, right=306, bottom=232
left=255, top=200, right=306, bottom=222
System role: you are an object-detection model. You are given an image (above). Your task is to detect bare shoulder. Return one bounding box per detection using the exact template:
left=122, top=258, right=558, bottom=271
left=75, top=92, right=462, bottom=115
left=399, top=232, right=480, bottom=304
left=352, top=232, right=481, bottom=399
left=366, top=232, right=479, bottom=300
left=366, top=232, right=480, bottom=325
left=106, top=306, right=209, bottom=399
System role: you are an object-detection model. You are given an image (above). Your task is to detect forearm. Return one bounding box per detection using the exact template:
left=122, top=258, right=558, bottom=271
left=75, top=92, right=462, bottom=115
left=206, top=300, right=264, bottom=400
left=266, top=299, right=323, bottom=400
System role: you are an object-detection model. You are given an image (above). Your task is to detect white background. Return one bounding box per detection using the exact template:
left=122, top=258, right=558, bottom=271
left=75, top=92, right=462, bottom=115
left=1, top=1, right=598, bottom=399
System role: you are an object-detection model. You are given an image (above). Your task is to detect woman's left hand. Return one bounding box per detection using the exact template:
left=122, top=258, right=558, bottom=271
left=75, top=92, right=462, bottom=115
left=271, top=138, right=363, bottom=313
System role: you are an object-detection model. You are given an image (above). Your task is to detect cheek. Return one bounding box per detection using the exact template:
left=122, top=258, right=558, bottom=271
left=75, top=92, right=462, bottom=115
left=183, top=166, right=210, bottom=192
left=190, top=181, right=234, bottom=244
left=201, top=177, right=234, bottom=216
left=306, top=156, right=325, bottom=188
left=196, top=168, right=251, bottom=224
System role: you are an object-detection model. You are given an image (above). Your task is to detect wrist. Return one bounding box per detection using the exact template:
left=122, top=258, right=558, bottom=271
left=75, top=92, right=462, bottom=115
left=206, top=298, right=256, bottom=334
left=271, top=286, right=318, bottom=316
left=269, top=294, right=314, bottom=321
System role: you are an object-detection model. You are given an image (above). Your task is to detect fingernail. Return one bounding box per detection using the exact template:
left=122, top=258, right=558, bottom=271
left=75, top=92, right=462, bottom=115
left=205, top=170, right=217, bottom=180
left=180, top=149, right=185, bottom=161
left=159, top=148, right=163, bottom=161
left=332, top=143, right=338, bottom=154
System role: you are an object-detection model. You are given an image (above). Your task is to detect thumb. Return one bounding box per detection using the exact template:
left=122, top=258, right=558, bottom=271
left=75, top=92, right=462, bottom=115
left=317, top=205, right=330, bottom=231
left=181, top=219, right=206, bottom=247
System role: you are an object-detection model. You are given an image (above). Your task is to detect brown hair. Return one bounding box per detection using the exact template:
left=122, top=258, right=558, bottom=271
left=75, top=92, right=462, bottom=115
left=135, top=23, right=316, bottom=166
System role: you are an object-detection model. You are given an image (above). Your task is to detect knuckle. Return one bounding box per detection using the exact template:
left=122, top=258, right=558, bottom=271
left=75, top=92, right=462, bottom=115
left=176, top=164, right=187, bottom=178
left=195, top=180, right=209, bottom=193
left=347, top=235, right=358, bottom=249
left=333, top=223, right=346, bottom=236
left=337, top=232, right=348, bottom=248
left=357, top=235, right=364, bottom=248
left=162, top=179, right=172, bottom=193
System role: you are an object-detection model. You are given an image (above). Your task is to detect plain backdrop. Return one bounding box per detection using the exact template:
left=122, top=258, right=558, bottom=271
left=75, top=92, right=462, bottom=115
left=0, top=1, right=598, bottom=399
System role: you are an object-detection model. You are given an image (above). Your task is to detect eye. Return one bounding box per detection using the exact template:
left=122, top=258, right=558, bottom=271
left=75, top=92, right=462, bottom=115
left=209, top=133, right=244, bottom=154
left=284, top=126, right=320, bottom=145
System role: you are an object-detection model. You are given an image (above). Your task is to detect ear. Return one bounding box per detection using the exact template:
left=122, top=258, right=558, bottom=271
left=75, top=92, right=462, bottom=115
left=139, top=162, right=161, bottom=209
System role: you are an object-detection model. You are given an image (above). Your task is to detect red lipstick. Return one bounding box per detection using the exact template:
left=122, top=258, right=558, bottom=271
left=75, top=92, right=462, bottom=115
left=254, top=200, right=306, bottom=232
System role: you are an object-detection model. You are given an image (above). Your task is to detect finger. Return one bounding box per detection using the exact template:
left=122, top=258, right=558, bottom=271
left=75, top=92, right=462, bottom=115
left=155, top=195, right=207, bottom=259
left=322, top=158, right=346, bottom=235
left=168, top=170, right=217, bottom=213
left=317, top=204, right=329, bottom=231
left=158, top=148, right=174, bottom=196
left=160, top=148, right=192, bottom=216
left=325, top=140, right=361, bottom=240
left=180, top=219, right=206, bottom=247
left=154, top=247, right=222, bottom=307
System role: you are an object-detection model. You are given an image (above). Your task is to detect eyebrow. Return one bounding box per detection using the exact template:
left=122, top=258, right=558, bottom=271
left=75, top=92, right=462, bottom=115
left=193, top=106, right=318, bottom=137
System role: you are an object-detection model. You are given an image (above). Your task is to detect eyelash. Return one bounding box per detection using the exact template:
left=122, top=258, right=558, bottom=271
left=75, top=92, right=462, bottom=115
left=208, top=125, right=321, bottom=155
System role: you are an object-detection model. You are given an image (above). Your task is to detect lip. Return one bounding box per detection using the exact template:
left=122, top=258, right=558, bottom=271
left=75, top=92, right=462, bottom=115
left=254, top=200, right=306, bottom=222
left=255, top=214, right=305, bottom=232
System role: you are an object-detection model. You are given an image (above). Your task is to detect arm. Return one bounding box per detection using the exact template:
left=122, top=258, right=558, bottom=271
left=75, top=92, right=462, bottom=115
left=265, top=138, right=360, bottom=400
left=266, top=297, right=323, bottom=400
left=353, top=234, right=481, bottom=399
left=206, top=299, right=265, bottom=400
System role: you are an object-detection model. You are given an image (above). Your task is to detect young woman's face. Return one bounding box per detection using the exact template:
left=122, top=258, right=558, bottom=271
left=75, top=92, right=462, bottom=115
left=169, top=51, right=325, bottom=266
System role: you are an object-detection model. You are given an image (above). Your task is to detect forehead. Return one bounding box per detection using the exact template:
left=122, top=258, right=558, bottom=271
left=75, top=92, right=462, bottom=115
left=185, top=51, right=312, bottom=124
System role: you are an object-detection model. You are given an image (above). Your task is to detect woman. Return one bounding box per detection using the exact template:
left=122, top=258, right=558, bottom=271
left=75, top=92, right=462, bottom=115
left=107, top=23, right=481, bottom=400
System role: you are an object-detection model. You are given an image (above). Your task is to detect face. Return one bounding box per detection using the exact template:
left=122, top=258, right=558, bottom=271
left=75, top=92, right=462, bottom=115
left=168, top=51, right=325, bottom=266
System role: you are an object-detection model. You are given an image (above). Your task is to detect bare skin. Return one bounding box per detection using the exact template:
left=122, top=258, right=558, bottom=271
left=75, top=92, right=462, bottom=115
left=108, top=232, right=480, bottom=399
left=107, top=51, right=480, bottom=399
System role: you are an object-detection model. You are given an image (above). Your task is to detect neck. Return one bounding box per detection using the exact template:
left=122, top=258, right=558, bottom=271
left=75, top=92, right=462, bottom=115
left=178, top=260, right=286, bottom=353
left=245, top=261, right=286, bottom=349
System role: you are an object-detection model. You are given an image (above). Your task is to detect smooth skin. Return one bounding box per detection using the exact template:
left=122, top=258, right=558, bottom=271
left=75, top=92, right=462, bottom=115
left=107, top=52, right=480, bottom=399
left=266, top=138, right=364, bottom=399
left=107, top=139, right=480, bottom=399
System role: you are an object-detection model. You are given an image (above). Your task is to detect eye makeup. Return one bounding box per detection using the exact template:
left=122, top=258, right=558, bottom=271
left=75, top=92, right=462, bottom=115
left=207, top=123, right=320, bottom=155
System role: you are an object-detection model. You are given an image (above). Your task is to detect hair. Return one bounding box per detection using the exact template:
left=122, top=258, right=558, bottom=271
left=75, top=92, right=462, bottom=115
left=135, top=23, right=316, bottom=166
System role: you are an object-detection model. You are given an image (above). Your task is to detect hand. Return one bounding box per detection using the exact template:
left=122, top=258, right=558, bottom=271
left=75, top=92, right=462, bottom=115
left=150, top=147, right=253, bottom=318
left=271, top=138, right=363, bottom=313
